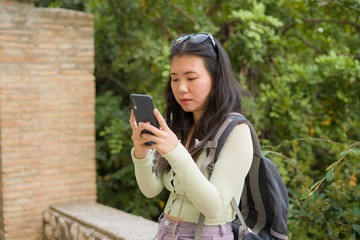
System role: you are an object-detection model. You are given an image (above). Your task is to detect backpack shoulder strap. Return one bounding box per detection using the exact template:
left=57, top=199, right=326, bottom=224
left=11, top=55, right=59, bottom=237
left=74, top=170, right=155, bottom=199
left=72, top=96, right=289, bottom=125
left=214, top=113, right=262, bottom=162
left=199, top=116, right=234, bottom=174
left=212, top=113, right=266, bottom=234
left=199, top=113, right=256, bottom=174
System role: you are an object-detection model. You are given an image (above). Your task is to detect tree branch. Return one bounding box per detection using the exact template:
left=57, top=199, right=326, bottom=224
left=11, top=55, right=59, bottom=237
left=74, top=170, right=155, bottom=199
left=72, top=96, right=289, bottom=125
left=302, top=18, right=360, bottom=30
left=170, top=2, right=198, bottom=25
left=278, top=22, right=297, bottom=35
left=279, top=17, right=360, bottom=35
left=349, top=54, right=360, bottom=59
left=156, top=17, right=174, bottom=39
left=107, top=75, right=131, bottom=95
left=288, top=34, right=325, bottom=53
left=207, top=1, right=222, bottom=17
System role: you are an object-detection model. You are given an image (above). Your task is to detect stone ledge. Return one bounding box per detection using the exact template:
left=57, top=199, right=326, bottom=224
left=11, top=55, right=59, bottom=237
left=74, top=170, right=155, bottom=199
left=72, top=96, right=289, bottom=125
left=44, top=201, right=158, bottom=240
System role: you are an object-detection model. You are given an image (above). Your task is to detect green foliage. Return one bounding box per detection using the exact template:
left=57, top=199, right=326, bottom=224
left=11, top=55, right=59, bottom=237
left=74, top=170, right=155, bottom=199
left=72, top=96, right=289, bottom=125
left=95, top=91, right=167, bottom=219
left=37, top=0, right=360, bottom=238
left=266, top=139, right=360, bottom=239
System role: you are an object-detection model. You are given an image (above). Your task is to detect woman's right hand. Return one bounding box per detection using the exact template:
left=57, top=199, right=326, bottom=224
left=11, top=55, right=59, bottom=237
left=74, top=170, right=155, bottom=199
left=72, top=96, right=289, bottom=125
left=129, top=110, right=154, bottom=159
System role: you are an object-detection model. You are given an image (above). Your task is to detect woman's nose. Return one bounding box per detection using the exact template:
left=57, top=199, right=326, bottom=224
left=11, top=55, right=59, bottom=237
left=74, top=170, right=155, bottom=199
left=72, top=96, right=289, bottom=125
left=178, top=80, right=188, bottom=93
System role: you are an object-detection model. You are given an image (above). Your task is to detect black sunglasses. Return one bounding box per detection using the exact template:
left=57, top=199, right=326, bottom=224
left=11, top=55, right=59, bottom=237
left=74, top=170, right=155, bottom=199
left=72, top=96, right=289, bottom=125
left=172, top=33, right=216, bottom=49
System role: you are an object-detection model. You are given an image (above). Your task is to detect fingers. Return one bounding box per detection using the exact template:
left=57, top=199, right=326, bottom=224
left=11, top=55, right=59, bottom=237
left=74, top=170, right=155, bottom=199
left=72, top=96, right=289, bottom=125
left=140, top=109, right=178, bottom=155
left=138, top=123, right=159, bottom=138
left=130, top=111, right=149, bottom=140
left=129, top=110, right=137, bottom=129
left=130, top=110, right=146, bottom=143
left=153, top=108, right=169, bottom=131
left=130, top=108, right=178, bottom=155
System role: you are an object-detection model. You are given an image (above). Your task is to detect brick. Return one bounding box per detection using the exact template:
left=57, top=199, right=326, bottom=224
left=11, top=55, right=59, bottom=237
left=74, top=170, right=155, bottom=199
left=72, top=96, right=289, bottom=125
left=0, top=35, right=18, bottom=41
left=24, top=49, right=60, bottom=55
left=58, top=43, right=73, bottom=49
left=60, top=49, right=75, bottom=55
left=40, top=24, right=65, bottom=30
left=0, top=29, right=37, bottom=35
left=1, top=145, right=39, bottom=154
left=28, top=36, right=55, bottom=42
left=36, top=30, right=56, bottom=37
left=24, top=227, right=43, bottom=236
left=3, top=158, right=41, bottom=167
left=2, top=204, right=23, bottom=213
left=58, top=69, right=91, bottom=75
left=60, top=63, right=75, bottom=69
left=20, top=63, right=58, bottom=70
left=0, top=151, right=23, bottom=160
left=1, top=178, right=22, bottom=186
left=23, top=202, right=48, bottom=211
left=57, top=18, right=93, bottom=26
left=0, top=42, right=37, bottom=48
left=37, top=43, right=59, bottom=49
left=76, top=50, right=94, bottom=56
left=76, top=43, right=93, bottom=50
left=22, top=210, right=43, bottom=220
left=65, top=56, right=92, bottom=63
left=4, top=223, right=26, bottom=233
left=0, top=138, right=22, bottom=146
left=21, top=235, right=44, bottom=240
left=57, top=10, right=92, bottom=19
left=78, top=26, right=94, bottom=32
left=4, top=94, right=39, bottom=101
left=0, top=20, right=15, bottom=27
left=30, top=70, right=59, bottom=75
left=1, top=48, right=24, bottom=56
left=0, top=56, right=38, bottom=62
left=3, top=218, right=25, bottom=227
left=4, top=230, right=25, bottom=239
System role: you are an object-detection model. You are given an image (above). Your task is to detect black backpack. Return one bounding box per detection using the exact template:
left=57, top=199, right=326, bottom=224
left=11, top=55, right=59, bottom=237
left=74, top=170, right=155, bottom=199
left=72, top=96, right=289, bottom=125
left=195, top=113, right=289, bottom=240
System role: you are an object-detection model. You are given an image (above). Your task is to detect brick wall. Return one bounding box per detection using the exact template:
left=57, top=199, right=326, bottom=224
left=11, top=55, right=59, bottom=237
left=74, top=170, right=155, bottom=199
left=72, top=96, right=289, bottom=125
left=0, top=1, right=96, bottom=239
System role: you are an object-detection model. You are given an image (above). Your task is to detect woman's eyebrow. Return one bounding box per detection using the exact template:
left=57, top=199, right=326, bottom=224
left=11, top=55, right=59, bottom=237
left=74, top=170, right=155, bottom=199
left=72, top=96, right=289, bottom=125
left=184, top=71, right=197, bottom=75
left=170, top=71, right=197, bottom=76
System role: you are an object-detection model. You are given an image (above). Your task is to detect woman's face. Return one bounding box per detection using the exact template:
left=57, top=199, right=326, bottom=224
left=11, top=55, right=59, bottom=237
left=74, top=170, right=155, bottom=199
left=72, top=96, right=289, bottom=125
left=170, top=54, right=212, bottom=122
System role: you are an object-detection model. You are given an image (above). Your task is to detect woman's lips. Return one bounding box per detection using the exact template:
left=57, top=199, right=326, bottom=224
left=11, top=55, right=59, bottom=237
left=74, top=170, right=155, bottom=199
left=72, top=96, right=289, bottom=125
left=179, top=98, right=191, bottom=104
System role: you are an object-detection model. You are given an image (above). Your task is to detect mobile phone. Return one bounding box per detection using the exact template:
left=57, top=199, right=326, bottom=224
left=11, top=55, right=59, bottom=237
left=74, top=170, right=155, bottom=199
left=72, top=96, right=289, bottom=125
left=130, top=94, right=160, bottom=145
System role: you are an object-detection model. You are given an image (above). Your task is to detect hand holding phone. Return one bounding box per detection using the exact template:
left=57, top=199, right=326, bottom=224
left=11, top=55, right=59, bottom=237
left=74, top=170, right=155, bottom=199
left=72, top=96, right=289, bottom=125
left=130, top=94, right=179, bottom=156
left=130, top=94, right=159, bottom=145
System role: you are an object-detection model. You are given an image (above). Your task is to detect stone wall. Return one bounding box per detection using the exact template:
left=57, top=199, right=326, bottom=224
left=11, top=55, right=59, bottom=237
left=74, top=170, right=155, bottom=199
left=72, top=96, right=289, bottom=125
left=43, top=202, right=158, bottom=240
left=0, top=1, right=96, bottom=239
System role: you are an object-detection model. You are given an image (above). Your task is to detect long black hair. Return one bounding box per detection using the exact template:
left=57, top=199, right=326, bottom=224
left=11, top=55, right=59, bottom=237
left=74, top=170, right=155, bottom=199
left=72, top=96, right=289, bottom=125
left=156, top=34, right=243, bottom=174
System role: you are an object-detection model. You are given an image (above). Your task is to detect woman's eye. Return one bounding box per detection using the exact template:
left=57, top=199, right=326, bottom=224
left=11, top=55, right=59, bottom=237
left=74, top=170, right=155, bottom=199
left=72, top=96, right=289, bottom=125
left=188, top=77, right=197, bottom=81
left=171, top=78, right=178, bottom=82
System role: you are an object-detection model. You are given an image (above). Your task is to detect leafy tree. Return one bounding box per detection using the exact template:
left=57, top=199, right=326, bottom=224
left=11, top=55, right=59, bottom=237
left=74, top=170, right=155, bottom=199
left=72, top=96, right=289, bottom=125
left=36, top=0, right=360, bottom=239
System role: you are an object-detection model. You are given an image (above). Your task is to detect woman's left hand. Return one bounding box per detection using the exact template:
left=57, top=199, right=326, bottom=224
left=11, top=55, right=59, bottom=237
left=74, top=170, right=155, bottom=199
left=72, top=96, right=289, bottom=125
left=139, top=109, right=179, bottom=155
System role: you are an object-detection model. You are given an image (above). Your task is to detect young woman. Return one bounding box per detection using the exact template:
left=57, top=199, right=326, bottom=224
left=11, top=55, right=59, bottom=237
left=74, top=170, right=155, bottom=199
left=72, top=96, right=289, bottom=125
left=129, top=33, right=253, bottom=240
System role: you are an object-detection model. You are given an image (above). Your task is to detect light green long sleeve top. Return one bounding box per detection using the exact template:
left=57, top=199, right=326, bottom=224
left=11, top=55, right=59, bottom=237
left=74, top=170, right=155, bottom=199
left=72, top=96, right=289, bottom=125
left=131, top=123, right=253, bottom=225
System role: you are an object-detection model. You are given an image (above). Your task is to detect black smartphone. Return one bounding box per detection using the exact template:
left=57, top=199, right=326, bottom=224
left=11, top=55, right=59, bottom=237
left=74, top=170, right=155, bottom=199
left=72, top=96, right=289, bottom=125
left=130, top=94, right=160, bottom=145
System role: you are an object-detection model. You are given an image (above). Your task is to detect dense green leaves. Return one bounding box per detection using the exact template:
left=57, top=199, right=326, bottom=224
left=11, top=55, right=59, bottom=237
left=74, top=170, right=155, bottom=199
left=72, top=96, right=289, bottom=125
left=37, top=0, right=360, bottom=239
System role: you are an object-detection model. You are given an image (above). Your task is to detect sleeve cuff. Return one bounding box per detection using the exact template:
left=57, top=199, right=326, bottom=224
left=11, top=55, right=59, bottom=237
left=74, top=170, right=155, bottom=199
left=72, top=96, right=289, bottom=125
left=131, top=147, right=153, bottom=167
left=161, top=140, right=194, bottom=168
left=162, top=140, right=184, bottom=160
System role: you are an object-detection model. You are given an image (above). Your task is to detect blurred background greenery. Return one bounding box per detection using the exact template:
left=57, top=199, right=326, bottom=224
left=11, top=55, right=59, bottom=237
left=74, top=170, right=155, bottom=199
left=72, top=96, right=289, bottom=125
left=36, top=0, right=360, bottom=239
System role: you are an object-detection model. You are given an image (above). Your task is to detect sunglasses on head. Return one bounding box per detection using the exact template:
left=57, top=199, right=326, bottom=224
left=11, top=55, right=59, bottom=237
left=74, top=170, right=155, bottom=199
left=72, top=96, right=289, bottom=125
left=172, top=32, right=216, bottom=49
